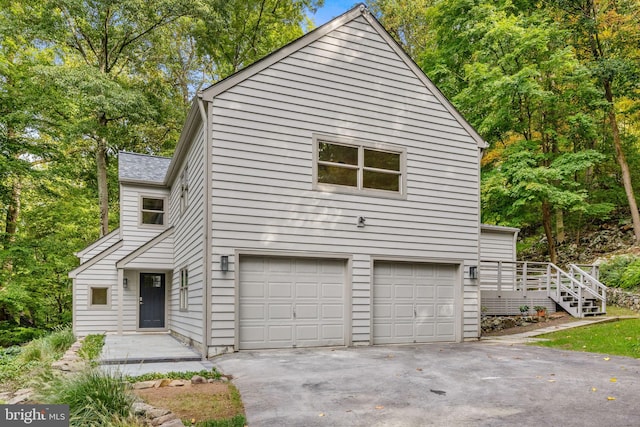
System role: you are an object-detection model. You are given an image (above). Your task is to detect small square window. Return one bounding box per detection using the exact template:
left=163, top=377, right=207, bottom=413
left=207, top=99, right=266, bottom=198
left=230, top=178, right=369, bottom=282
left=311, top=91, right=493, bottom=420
left=90, top=287, right=109, bottom=307
left=141, top=197, right=165, bottom=225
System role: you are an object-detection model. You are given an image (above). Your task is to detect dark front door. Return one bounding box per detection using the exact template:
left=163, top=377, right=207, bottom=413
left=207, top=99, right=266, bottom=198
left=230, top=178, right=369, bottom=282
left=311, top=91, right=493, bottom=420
left=139, top=273, right=165, bottom=328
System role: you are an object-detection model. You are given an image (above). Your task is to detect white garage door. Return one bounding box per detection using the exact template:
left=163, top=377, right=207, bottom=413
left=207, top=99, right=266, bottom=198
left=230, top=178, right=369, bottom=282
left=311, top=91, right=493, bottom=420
left=373, top=262, right=457, bottom=344
left=239, top=256, right=346, bottom=350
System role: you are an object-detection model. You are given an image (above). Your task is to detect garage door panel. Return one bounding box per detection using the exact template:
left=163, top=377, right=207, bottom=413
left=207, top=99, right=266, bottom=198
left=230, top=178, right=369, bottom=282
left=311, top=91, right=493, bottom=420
left=239, top=256, right=346, bottom=350
left=322, top=304, right=344, bottom=319
left=373, top=262, right=457, bottom=344
left=239, top=304, right=265, bottom=321
left=322, top=283, right=343, bottom=298
left=296, top=282, right=318, bottom=298
left=415, top=323, right=435, bottom=338
left=395, top=304, right=414, bottom=319
left=394, top=323, right=413, bottom=338
left=374, top=284, right=392, bottom=298
left=437, top=303, right=454, bottom=317
left=394, top=285, right=414, bottom=299
left=268, top=304, right=293, bottom=320
left=416, top=285, right=434, bottom=299
left=268, top=325, right=293, bottom=342
left=268, top=282, right=292, bottom=298
left=373, top=304, right=392, bottom=318
left=242, top=282, right=265, bottom=298
left=296, top=304, right=319, bottom=320
left=416, top=304, right=435, bottom=318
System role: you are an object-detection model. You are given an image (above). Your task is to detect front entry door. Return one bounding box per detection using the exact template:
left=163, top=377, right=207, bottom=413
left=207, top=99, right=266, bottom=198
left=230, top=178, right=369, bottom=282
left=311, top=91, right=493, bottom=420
left=139, top=273, right=165, bottom=328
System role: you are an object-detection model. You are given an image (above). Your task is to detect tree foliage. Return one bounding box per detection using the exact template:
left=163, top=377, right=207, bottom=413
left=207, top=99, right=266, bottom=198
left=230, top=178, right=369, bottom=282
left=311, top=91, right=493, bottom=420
left=0, top=0, right=319, bottom=338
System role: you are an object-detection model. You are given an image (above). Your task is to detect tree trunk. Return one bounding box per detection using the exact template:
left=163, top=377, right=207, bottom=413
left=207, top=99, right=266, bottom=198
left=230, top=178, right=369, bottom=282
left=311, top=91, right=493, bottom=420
left=542, top=200, right=557, bottom=264
left=603, top=80, right=640, bottom=242
left=2, top=178, right=22, bottom=272
left=556, top=209, right=565, bottom=244
left=96, top=136, right=109, bottom=237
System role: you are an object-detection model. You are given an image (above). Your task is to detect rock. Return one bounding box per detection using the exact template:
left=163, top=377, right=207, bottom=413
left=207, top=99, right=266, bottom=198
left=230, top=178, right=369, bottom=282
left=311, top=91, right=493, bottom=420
left=14, top=388, right=33, bottom=396
left=132, top=401, right=154, bottom=415
left=51, top=361, right=71, bottom=371
left=219, top=376, right=229, bottom=383
left=169, top=379, right=188, bottom=387
left=8, top=393, right=30, bottom=404
left=158, top=419, right=185, bottom=427
left=191, top=375, right=206, bottom=384
left=146, top=407, right=171, bottom=418
left=154, top=378, right=172, bottom=388
left=151, top=413, right=178, bottom=426
left=0, top=392, right=11, bottom=401
left=133, top=381, right=157, bottom=390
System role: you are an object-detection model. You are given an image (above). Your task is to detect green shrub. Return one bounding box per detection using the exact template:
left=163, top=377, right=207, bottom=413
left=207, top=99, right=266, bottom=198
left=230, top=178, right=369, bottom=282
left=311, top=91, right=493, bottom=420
left=0, top=324, right=46, bottom=347
left=620, top=259, right=640, bottom=290
left=599, top=255, right=638, bottom=288
left=17, top=326, right=74, bottom=364
left=78, top=334, right=105, bottom=361
left=37, top=369, right=134, bottom=427
left=47, top=327, right=75, bottom=353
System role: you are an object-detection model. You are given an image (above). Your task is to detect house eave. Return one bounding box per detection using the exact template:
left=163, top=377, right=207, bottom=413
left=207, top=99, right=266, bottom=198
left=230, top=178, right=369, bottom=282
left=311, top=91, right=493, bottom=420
left=74, top=228, right=120, bottom=258
left=199, top=5, right=366, bottom=102
left=480, top=224, right=521, bottom=233
left=164, top=102, right=202, bottom=186
left=69, top=240, right=124, bottom=278
left=116, top=227, right=174, bottom=269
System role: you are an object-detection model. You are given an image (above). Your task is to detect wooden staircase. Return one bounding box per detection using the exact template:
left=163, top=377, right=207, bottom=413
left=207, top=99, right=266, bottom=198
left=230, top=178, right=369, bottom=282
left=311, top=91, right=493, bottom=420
left=550, top=264, right=606, bottom=317
left=479, top=261, right=607, bottom=318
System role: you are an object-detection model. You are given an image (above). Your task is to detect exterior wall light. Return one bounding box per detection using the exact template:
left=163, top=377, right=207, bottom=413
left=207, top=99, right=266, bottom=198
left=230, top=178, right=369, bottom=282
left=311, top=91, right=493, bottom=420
left=221, top=256, right=229, bottom=272
left=469, top=266, right=478, bottom=280
left=123, top=277, right=128, bottom=289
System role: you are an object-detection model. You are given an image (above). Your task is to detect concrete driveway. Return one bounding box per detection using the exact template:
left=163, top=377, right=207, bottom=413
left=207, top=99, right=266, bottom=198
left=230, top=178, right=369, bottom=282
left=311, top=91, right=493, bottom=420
left=213, top=342, right=640, bottom=426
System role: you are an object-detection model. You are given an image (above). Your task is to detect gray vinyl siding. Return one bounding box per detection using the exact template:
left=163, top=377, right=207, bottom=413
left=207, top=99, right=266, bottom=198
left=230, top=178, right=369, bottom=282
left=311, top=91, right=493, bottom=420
left=207, top=16, right=480, bottom=350
left=73, top=250, right=122, bottom=336
left=168, top=124, right=206, bottom=346
left=77, top=230, right=120, bottom=263
left=480, top=230, right=516, bottom=262
left=120, top=185, right=170, bottom=245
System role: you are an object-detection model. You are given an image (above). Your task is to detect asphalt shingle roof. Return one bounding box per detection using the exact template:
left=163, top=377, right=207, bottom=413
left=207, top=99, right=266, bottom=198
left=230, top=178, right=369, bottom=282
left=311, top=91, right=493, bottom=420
left=118, top=152, right=171, bottom=184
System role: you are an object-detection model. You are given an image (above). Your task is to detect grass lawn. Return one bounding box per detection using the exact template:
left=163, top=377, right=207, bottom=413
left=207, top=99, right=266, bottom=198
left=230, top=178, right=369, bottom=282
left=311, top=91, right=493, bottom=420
left=533, top=318, right=640, bottom=358
left=605, top=305, right=639, bottom=317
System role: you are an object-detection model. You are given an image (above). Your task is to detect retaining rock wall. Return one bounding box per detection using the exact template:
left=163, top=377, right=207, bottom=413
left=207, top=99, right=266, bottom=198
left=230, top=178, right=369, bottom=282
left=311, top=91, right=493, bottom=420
left=607, top=288, right=640, bottom=313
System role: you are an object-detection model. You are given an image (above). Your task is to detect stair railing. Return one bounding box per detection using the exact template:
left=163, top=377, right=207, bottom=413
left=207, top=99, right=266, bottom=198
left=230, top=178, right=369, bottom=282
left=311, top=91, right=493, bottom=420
left=569, top=264, right=607, bottom=314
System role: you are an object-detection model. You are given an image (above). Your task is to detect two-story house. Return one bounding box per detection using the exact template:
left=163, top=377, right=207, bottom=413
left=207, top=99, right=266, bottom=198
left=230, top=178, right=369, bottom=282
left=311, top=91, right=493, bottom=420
left=69, top=4, right=517, bottom=357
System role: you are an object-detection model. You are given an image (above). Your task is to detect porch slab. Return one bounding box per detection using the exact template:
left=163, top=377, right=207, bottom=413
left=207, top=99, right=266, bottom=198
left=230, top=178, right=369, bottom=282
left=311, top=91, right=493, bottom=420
left=99, top=334, right=202, bottom=365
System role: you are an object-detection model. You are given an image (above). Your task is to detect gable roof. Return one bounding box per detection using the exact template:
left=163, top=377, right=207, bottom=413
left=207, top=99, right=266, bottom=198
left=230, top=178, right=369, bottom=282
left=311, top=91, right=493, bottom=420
left=198, top=3, right=487, bottom=149
left=119, top=151, right=172, bottom=185
left=69, top=239, right=124, bottom=278
left=74, top=227, right=120, bottom=259
left=164, top=3, right=487, bottom=187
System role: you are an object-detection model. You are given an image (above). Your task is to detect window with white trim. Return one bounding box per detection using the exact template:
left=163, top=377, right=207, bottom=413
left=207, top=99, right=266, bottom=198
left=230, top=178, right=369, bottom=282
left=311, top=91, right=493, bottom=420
left=90, top=287, right=109, bottom=308
left=179, top=268, right=188, bottom=311
left=315, top=137, right=405, bottom=195
left=141, top=197, right=165, bottom=225
left=180, top=165, right=188, bottom=214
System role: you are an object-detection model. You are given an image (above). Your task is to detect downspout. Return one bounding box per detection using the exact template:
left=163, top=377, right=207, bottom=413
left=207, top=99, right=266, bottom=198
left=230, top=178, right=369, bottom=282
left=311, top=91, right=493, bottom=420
left=197, top=95, right=213, bottom=359
left=476, top=145, right=485, bottom=339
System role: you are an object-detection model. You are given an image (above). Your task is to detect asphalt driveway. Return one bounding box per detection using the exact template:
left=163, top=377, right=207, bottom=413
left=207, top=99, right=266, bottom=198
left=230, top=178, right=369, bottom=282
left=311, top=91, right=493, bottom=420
left=213, top=341, right=640, bottom=426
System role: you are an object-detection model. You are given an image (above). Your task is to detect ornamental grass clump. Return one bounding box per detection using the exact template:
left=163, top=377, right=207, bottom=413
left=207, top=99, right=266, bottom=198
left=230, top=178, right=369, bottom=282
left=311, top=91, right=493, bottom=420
left=37, top=368, right=135, bottom=427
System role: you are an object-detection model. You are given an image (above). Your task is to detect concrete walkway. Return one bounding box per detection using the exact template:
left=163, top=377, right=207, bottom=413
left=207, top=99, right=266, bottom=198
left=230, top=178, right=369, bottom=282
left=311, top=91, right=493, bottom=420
left=99, top=334, right=214, bottom=376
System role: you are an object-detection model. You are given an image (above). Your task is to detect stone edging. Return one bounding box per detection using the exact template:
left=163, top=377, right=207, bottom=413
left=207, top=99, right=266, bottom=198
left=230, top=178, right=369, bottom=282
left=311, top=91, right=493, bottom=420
left=607, top=288, right=640, bottom=313
left=132, top=375, right=230, bottom=427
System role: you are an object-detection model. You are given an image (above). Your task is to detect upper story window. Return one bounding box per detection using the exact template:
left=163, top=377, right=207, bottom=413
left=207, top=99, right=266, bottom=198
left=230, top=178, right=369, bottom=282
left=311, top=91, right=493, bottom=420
left=141, top=197, right=165, bottom=225
left=314, top=136, right=406, bottom=197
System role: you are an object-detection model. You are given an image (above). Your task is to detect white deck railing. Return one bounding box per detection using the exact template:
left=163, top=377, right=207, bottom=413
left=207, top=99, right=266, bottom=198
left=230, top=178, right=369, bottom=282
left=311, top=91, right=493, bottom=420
left=479, top=260, right=606, bottom=317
